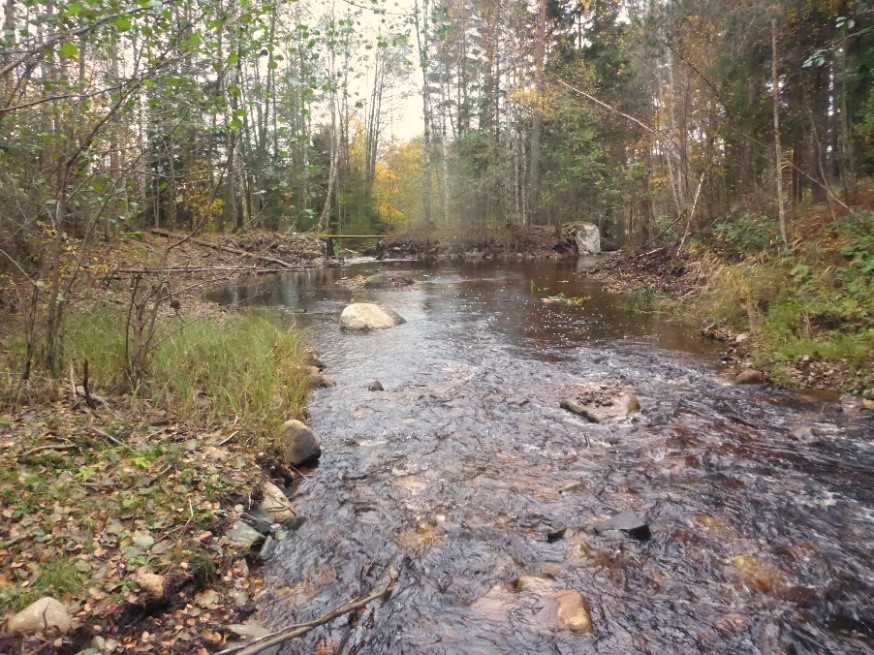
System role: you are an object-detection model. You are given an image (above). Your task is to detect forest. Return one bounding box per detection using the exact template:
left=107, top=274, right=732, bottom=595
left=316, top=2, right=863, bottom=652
left=0, top=0, right=873, bottom=652
left=1, top=0, right=873, bottom=387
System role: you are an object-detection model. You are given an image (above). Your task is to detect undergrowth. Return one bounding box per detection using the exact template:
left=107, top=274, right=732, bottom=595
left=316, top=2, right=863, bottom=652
left=684, top=210, right=874, bottom=393
left=3, top=309, right=310, bottom=445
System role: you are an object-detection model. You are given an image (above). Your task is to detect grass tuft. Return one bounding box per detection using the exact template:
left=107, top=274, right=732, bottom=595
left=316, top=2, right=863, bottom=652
left=147, top=310, right=309, bottom=445
left=3, top=309, right=310, bottom=445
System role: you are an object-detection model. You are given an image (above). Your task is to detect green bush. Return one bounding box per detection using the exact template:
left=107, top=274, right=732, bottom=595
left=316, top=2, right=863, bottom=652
left=712, top=212, right=782, bottom=257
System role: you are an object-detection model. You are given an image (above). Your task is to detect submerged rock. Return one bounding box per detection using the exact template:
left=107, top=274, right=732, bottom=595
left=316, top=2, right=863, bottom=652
left=561, top=383, right=641, bottom=424
left=5, top=597, right=71, bottom=634
left=363, top=272, right=415, bottom=289
left=279, top=419, right=321, bottom=467
left=340, top=303, right=406, bottom=330
left=729, top=555, right=783, bottom=593
left=553, top=590, right=593, bottom=633
left=594, top=510, right=651, bottom=540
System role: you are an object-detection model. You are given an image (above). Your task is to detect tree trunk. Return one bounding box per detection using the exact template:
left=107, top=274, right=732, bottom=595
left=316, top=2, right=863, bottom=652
left=527, top=0, right=546, bottom=226
left=772, top=19, right=788, bottom=248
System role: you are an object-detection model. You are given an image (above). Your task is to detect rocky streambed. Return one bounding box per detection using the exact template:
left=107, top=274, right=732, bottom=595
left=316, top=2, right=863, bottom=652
left=212, top=258, right=874, bottom=655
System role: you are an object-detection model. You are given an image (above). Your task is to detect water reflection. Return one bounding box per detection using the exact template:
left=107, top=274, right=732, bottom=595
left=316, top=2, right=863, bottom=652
left=210, top=259, right=873, bottom=655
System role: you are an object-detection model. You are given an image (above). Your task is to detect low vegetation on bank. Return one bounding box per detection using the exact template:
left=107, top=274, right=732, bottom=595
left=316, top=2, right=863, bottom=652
left=0, top=294, right=312, bottom=651
left=604, top=208, right=873, bottom=396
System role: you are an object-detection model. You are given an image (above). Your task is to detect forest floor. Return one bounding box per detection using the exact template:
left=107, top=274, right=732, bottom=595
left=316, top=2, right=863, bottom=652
left=0, top=230, right=327, bottom=655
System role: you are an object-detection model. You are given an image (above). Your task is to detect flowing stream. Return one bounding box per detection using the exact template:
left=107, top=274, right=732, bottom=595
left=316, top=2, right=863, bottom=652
left=210, top=258, right=873, bottom=655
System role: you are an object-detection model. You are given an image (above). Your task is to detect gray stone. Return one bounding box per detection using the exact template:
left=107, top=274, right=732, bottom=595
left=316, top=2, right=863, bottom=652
left=368, top=379, right=384, bottom=391
left=279, top=419, right=321, bottom=466
left=572, top=223, right=601, bottom=254
left=5, top=597, right=71, bottom=634
left=340, top=303, right=406, bottom=331
left=259, top=535, right=277, bottom=561
left=594, top=510, right=651, bottom=540
left=259, top=481, right=295, bottom=523
left=242, top=508, right=273, bottom=536
left=226, top=521, right=265, bottom=552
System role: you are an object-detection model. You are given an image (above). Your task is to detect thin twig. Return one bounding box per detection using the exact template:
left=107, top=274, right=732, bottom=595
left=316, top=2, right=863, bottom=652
left=20, top=443, right=77, bottom=459
left=218, top=431, right=240, bottom=446
left=216, top=578, right=397, bottom=655
left=89, top=427, right=125, bottom=447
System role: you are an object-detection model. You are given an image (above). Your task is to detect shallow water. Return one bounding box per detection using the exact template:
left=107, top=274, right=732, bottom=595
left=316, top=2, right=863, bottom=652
left=211, top=259, right=873, bottom=655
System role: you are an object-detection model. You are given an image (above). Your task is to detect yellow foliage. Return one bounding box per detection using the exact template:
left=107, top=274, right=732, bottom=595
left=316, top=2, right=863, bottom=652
left=373, top=139, right=425, bottom=227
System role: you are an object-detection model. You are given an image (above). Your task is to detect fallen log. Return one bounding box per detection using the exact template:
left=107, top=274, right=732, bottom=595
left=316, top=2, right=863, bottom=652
left=110, top=266, right=282, bottom=276
left=150, top=228, right=296, bottom=269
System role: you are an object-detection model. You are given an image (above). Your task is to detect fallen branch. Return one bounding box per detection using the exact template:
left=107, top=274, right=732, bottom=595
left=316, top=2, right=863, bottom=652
left=20, top=443, right=77, bottom=459
left=216, top=578, right=397, bottom=655
left=110, top=266, right=283, bottom=276
left=150, top=229, right=297, bottom=269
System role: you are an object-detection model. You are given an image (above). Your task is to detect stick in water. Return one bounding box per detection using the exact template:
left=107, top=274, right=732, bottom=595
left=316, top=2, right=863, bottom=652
left=216, top=578, right=397, bottom=655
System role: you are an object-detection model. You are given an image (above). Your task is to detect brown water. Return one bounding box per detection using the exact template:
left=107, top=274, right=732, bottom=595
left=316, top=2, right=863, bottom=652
left=211, top=259, right=874, bottom=655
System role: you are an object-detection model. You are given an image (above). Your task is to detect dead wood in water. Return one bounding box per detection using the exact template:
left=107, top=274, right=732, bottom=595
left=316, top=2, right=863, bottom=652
left=150, top=228, right=297, bottom=269
left=215, top=576, right=398, bottom=655
left=110, top=266, right=282, bottom=276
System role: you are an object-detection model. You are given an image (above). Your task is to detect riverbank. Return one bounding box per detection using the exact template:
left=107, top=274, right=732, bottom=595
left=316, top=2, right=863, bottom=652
left=0, top=231, right=327, bottom=653
left=590, top=212, right=874, bottom=399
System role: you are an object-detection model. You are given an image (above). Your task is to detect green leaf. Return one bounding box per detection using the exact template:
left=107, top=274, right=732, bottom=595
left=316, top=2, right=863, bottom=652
left=59, top=42, right=79, bottom=59
left=184, top=33, right=202, bottom=49
left=64, top=3, right=84, bottom=17
left=114, top=16, right=133, bottom=31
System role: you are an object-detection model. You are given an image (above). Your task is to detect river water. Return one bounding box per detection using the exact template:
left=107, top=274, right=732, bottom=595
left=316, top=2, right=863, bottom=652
left=211, top=258, right=873, bottom=655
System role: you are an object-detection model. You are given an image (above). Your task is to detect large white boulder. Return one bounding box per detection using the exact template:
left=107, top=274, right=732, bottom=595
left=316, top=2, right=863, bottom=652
left=340, top=303, right=406, bottom=330
left=573, top=223, right=601, bottom=254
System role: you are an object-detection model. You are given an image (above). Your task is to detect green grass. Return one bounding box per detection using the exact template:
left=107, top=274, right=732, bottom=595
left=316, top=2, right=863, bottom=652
left=148, top=310, right=309, bottom=444
left=681, top=214, right=873, bottom=394
left=620, top=287, right=662, bottom=314
left=3, top=309, right=310, bottom=445
left=0, top=557, right=87, bottom=613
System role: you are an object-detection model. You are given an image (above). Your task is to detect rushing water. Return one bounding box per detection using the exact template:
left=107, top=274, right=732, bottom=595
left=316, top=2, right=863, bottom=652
left=211, top=259, right=874, bottom=655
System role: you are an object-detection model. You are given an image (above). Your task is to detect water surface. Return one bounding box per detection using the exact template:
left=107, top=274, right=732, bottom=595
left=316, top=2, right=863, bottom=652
left=212, top=259, right=873, bottom=655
